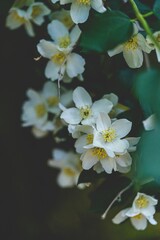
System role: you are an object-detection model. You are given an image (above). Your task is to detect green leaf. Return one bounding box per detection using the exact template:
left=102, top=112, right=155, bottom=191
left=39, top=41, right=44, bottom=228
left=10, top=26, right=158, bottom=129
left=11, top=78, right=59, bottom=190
left=79, top=10, right=133, bottom=53
left=136, top=127, right=160, bottom=186
left=13, top=0, right=34, bottom=8
left=153, top=0, right=160, bottom=20
left=134, top=69, right=160, bottom=116
left=89, top=173, right=132, bottom=214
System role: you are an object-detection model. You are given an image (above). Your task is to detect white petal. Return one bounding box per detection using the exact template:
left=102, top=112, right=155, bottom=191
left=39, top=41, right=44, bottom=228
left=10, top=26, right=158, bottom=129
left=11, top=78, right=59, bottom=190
left=70, top=25, right=81, bottom=46
left=103, top=93, right=118, bottom=106
left=123, top=48, right=143, bottom=68
left=106, top=139, right=129, bottom=153
left=73, top=86, right=92, bottom=108
left=42, top=81, right=58, bottom=98
left=116, top=152, right=132, bottom=167
left=96, top=112, right=111, bottom=132
left=60, top=108, right=81, bottom=124
left=92, top=99, right=113, bottom=116
left=100, top=158, right=114, bottom=174
left=143, top=114, right=156, bottom=131
left=112, top=119, right=132, bottom=138
left=47, top=20, right=69, bottom=42
left=45, top=60, right=60, bottom=80
left=70, top=3, right=90, bottom=24
left=81, top=150, right=98, bottom=170
left=57, top=172, right=76, bottom=187
left=24, top=21, right=35, bottom=37
left=75, top=135, right=87, bottom=153
left=130, top=215, right=147, bottom=230
left=155, top=47, right=160, bottom=62
left=146, top=215, right=157, bottom=225
left=66, top=53, right=85, bottom=78
left=126, top=137, right=140, bottom=152
left=108, top=45, right=123, bottom=57
left=137, top=33, right=152, bottom=53
left=37, top=40, right=58, bottom=58
left=112, top=209, right=130, bottom=224
left=91, top=0, right=106, bottom=13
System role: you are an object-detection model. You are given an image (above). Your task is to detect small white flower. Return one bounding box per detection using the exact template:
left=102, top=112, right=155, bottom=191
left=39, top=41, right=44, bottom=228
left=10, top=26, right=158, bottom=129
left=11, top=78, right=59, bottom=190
left=21, top=89, right=48, bottom=128
left=108, top=24, right=152, bottom=68
left=51, top=0, right=106, bottom=24
left=37, top=20, right=85, bottom=81
left=103, top=93, right=129, bottom=117
left=92, top=112, right=131, bottom=157
left=50, top=9, right=74, bottom=29
left=143, top=114, right=156, bottom=131
left=146, top=31, right=160, bottom=62
left=41, top=81, right=72, bottom=115
left=48, top=149, right=82, bottom=188
left=60, top=87, right=113, bottom=125
left=6, top=3, right=50, bottom=36
left=112, top=192, right=158, bottom=230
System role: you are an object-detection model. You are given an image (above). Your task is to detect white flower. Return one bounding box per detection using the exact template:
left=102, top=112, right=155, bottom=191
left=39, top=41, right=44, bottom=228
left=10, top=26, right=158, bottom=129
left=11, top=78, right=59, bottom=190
left=51, top=0, right=106, bottom=24
left=92, top=112, right=131, bottom=157
left=112, top=192, right=158, bottom=230
left=60, top=87, right=113, bottom=125
left=146, top=31, right=160, bottom=62
left=48, top=149, right=82, bottom=188
left=37, top=20, right=85, bottom=81
left=50, top=9, right=74, bottom=29
left=103, top=93, right=129, bottom=117
left=108, top=25, right=152, bottom=68
left=21, top=89, right=48, bottom=128
left=41, top=81, right=72, bottom=115
left=6, top=3, right=50, bottom=36
left=81, top=148, right=132, bottom=174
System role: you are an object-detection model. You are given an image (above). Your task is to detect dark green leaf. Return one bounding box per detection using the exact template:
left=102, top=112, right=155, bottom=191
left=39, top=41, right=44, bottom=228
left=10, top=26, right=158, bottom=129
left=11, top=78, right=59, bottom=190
left=79, top=10, right=133, bottom=53
left=153, top=0, right=160, bottom=20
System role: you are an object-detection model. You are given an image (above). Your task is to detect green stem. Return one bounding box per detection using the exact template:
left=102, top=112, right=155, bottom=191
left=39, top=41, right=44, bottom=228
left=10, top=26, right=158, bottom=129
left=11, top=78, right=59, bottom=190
left=142, top=11, right=154, bottom=18
left=129, top=0, right=160, bottom=49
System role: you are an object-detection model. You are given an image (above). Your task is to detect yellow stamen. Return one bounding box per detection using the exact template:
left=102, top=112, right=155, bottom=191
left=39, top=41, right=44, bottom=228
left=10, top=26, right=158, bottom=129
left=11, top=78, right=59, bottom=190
left=51, top=52, right=66, bottom=65
left=77, top=0, right=91, bottom=5
left=47, top=96, right=59, bottom=107
left=132, top=213, right=143, bottom=220
left=58, top=36, right=71, bottom=48
left=92, top=147, right=107, bottom=160
left=124, top=36, right=138, bottom=51
left=11, top=10, right=26, bottom=23
left=63, top=168, right=75, bottom=176
left=86, top=134, right=93, bottom=144
left=35, top=104, right=47, bottom=118
left=135, top=195, right=149, bottom=208
left=31, top=6, right=42, bottom=18
left=102, top=128, right=116, bottom=142
left=80, top=106, right=92, bottom=119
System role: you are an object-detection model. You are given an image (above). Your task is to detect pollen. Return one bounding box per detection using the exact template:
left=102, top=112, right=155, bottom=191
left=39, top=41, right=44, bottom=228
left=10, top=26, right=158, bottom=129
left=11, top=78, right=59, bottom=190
left=77, top=0, right=91, bottom=5
left=124, top=36, right=138, bottom=51
left=58, top=36, right=71, bottom=48
left=51, top=52, right=66, bottom=65
left=63, top=168, right=75, bottom=176
left=135, top=195, right=149, bottom=209
left=35, top=104, right=47, bottom=118
left=80, top=106, right=92, bottom=119
left=92, top=147, right=107, bottom=160
left=132, top=213, right=143, bottom=220
left=11, top=10, right=26, bottom=23
left=31, top=6, right=42, bottom=18
left=86, top=134, right=93, bottom=144
left=102, top=128, right=116, bottom=142
left=47, top=96, right=59, bottom=107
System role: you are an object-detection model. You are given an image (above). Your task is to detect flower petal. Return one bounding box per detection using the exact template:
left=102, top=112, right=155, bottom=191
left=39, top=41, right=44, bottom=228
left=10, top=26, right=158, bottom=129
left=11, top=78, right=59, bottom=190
left=112, top=209, right=130, bottom=224
left=123, top=48, right=143, bottom=68
left=96, top=112, right=111, bottom=132
left=66, top=53, right=85, bottom=78
left=92, top=99, right=113, bottom=116
left=45, top=60, right=60, bottom=80
left=81, top=150, right=98, bottom=170
left=112, top=119, right=132, bottom=138
left=60, top=107, right=81, bottom=124
left=70, top=3, right=90, bottom=24
left=73, top=86, right=92, bottom=108
left=130, top=215, right=147, bottom=230
left=37, top=40, right=58, bottom=58
left=47, top=20, right=69, bottom=42
left=91, top=0, right=106, bottom=13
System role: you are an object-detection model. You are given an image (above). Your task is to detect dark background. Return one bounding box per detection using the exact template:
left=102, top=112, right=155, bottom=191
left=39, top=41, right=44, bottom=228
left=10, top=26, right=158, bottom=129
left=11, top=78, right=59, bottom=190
left=1, top=1, right=160, bottom=239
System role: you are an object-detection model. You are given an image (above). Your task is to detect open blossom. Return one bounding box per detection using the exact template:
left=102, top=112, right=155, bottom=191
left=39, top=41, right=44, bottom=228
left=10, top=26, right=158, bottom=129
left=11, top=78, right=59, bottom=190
left=112, top=192, right=158, bottom=230
left=37, top=20, right=85, bottom=81
left=50, top=9, right=74, bottom=29
left=60, top=86, right=113, bottom=125
left=146, top=31, right=160, bottom=62
left=108, top=25, right=152, bottom=68
left=92, top=112, right=131, bottom=157
left=6, top=3, right=50, bottom=36
left=143, top=114, right=156, bottom=131
left=51, top=0, right=106, bottom=24
left=48, top=149, right=83, bottom=188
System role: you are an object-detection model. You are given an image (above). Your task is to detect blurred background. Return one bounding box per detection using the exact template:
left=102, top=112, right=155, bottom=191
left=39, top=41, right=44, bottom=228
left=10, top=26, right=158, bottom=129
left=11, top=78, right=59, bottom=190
left=1, top=0, right=160, bottom=239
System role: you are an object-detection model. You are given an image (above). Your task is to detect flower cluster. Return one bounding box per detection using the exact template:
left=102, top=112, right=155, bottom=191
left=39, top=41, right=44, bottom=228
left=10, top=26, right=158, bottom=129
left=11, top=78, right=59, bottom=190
left=6, top=0, right=160, bottom=234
